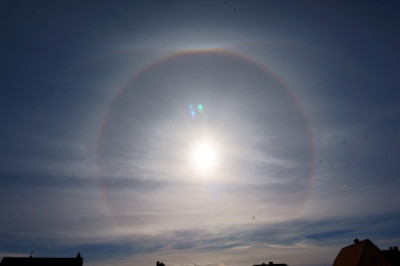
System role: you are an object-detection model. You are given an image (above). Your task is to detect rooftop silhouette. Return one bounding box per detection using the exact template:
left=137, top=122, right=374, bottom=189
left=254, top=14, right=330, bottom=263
left=333, top=238, right=398, bottom=266
left=382, top=246, right=400, bottom=266
left=253, top=262, right=288, bottom=266
left=0, top=253, right=83, bottom=266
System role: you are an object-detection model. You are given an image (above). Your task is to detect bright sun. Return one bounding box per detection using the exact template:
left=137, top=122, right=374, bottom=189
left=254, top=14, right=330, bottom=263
left=193, top=142, right=217, bottom=170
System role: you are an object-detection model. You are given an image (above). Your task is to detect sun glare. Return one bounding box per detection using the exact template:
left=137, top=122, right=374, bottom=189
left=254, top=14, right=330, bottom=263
left=193, top=142, right=217, bottom=170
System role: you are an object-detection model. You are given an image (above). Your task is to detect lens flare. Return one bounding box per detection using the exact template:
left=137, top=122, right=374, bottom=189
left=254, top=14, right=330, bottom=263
left=189, top=103, right=204, bottom=118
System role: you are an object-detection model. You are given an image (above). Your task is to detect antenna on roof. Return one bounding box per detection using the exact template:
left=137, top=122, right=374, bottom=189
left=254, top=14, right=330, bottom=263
left=30, top=251, right=33, bottom=258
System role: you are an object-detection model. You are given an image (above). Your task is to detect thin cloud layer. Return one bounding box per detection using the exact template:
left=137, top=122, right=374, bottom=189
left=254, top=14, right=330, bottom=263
left=1, top=1, right=400, bottom=266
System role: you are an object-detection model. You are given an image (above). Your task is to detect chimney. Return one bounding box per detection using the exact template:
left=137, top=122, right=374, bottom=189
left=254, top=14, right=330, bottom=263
left=354, top=238, right=359, bottom=244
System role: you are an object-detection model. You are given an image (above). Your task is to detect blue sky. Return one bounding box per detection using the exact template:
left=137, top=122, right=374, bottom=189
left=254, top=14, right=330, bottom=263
left=1, top=1, right=400, bottom=266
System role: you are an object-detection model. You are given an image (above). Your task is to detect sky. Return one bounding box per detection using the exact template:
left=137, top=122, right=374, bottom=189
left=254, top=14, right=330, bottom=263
left=1, top=1, right=400, bottom=266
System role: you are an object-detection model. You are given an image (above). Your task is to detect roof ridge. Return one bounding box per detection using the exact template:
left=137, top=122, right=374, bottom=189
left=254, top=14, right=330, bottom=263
left=357, top=240, right=369, bottom=266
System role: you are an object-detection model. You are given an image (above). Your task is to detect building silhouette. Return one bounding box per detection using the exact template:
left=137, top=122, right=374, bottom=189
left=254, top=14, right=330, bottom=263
left=254, top=261, right=288, bottom=266
left=333, top=238, right=395, bottom=266
left=0, top=253, right=83, bottom=266
left=157, top=261, right=166, bottom=266
left=382, top=246, right=400, bottom=266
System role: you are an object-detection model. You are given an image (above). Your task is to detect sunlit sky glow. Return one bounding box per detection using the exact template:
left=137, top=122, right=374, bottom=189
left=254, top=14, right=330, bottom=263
left=1, top=1, right=400, bottom=266
left=193, top=142, right=217, bottom=169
